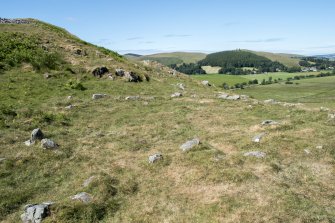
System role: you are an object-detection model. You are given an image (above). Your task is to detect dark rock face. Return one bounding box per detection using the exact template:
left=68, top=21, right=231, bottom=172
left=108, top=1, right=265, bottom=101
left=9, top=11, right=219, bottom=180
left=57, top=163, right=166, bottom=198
left=92, top=67, right=109, bottom=78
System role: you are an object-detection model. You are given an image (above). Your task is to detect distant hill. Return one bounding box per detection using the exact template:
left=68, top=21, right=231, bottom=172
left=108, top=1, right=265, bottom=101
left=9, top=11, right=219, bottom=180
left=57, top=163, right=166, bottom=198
left=124, top=53, right=142, bottom=58
left=247, top=50, right=302, bottom=68
left=128, top=52, right=207, bottom=66
left=314, top=53, right=335, bottom=60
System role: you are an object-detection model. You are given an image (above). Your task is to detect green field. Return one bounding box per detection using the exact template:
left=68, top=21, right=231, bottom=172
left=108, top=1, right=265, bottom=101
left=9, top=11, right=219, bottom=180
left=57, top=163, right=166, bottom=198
left=236, top=76, right=335, bottom=108
left=192, top=72, right=321, bottom=86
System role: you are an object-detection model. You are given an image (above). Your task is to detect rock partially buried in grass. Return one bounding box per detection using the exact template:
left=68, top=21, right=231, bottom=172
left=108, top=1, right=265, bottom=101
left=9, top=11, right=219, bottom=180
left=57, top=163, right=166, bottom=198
left=71, top=192, right=93, bottom=203
left=177, top=83, right=185, bottom=90
left=244, top=151, right=266, bottom=158
left=328, top=113, right=335, bottom=120
left=21, top=202, right=53, bottom=223
left=201, top=80, right=211, bottom=86
left=41, top=139, right=58, bottom=149
left=252, top=133, right=266, bottom=143
left=180, top=138, right=200, bottom=152
left=261, top=120, right=279, bottom=125
left=264, top=99, right=277, bottom=104
left=171, top=92, right=182, bottom=98
left=125, top=96, right=140, bottom=101
left=65, top=104, right=75, bottom=110
left=0, top=157, right=6, bottom=162
left=226, top=95, right=240, bottom=100
left=92, top=94, right=106, bottom=100
left=82, top=176, right=96, bottom=187
left=148, top=153, right=163, bottom=163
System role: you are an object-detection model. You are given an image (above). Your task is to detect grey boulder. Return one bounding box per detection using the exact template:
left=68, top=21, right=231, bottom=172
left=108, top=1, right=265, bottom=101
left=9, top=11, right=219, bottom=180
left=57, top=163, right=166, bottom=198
left=244, top=151, right=266, bottom=158
left=41, top=139, right=58, bottom=149
left=21, top=202, right=53, bottom=223
left=180, top=138, right=200, bottom=152
left=148, top=153, right=163, bottom=163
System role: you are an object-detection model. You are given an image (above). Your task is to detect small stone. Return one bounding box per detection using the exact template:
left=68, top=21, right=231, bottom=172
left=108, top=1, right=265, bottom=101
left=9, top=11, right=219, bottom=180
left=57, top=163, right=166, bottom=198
left=92, top=94, right=106, bottom=100
left=226, top=95, right=240, bottom=100
left=244, top=151, right=266, bottom=158
left=252, top=133, right=266, bottom=143
left=320, top=107, right=329, bottom=112
left=65, top=105, right=75, bottom=110
left=316, top=145, right=323, bottom=149
left=171, top=92, right=182, bottom=98
left=177, top=83, right=185, bottom=90
left=180, top=138, right=200, bottom=152
left=31, top=128, right=44, bottom=141
left=24, top=139, right=35, bottom=146
left=43, top=73, right=51, bottom=79
left=240, top=95, right=249, bottom=100
left=264, top=99, right=277, bottom=104
left=304, top=149, right=310, bottom=154
left=125, top=96, right=140, bottom=101
left=41, top=139, right=58, bottom=149
left=67, top=96, right=73, bottom=100
left=0, top=158, right=6, bottom=162
left=218, top=93, right=229, bottom=99
left=261, top=120, right=279, bottom=125
left=328, top=113, right=335, bottom=119
left=148, top=153, right=163, bottom=163
left=71, top=192, right=93, bottom=203
left=83, top=176, right=95, bottom=187
left=201, top=80, right=211, bottom=86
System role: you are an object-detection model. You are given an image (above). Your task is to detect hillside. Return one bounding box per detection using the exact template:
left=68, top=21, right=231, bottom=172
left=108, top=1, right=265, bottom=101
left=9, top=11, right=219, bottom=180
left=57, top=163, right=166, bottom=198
left=248, top=50, right=302, bottom=68
left=1, top=19, right=335, bottom=223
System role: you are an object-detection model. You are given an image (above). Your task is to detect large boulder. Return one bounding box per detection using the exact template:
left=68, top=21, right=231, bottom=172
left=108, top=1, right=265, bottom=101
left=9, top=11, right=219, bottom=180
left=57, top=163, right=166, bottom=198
left=41, top=139, right=58, bottom=149
left=21, top=202, right=53, bottom=223
left=92, top=67, right=109, bottom=78
left=148, top=153, right=163, bottom=163
left=180, top=138, right=200, bottom=152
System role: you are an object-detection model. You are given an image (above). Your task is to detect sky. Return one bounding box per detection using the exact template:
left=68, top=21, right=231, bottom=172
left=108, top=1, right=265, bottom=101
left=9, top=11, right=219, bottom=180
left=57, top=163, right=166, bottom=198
left=1, top=0, right=335, bottom=55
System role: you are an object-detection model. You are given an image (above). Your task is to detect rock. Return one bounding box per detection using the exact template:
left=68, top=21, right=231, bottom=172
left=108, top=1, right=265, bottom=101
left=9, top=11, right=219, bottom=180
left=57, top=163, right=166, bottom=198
left=92, top=94, right=106, bottom=100
left=148, top=153, right=163, bottom=163
left=71, top=192, right=93, bottom=203
left=0, top=158, right=6, bottom=162
left=171, top=92, right=182, bottom=98
left=41, top=139, right=58, bottom=149
left=21, top=202, right=53, bottom=223
left=201, top=80, right=211, bottom=86
left=180, top=138, right=200, bottom=152
left=177, top=83, right=185, bottom=90
left=92, top=67, right=109, bottom=78
left=43, top=73, right=51, bottom=79
left=264, top=99, right=277, bottom=104
left=31, top=128, right=44, bottom=141
left=125, top=96, right=140, bottom=101
left=261, top=120, right=279, bottom=125
left=24, top=140, right=35, bottom=146
left=244, top=151, right=266, bottom=158
left=240, top=95, right=249, bottom=100
left=67, top=96, right=73, bottom=100
left=115, top=68, right=125, bottom=76
left=83, top=176, right=95, bottom=187
left=304, top=149, right=310, bottom=154
left=316, top=145, right=323, bottom=149
left=252, top=133, right=266, bottom=143
left=320, top=107, right=329, bottom=112
left=65, top=105, right=75, bottom=110
left=218, top=93, right=229, bottom=99
left=226, top=95, right=240, bottom=100
left=124, top=71, right=142, bottom=82
left=328, top=113, right=335, bottom=119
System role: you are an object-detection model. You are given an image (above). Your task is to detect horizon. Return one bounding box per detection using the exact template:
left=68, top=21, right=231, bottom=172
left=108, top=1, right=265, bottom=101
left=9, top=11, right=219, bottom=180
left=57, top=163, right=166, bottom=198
left=1, top=0, right=335, bottom=56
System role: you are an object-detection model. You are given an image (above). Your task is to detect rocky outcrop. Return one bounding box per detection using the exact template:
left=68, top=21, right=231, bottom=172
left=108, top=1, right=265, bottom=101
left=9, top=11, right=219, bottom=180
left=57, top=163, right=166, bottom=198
left=21, top=202, right=53, bottom=223
left=92, top=67, right=109, bottom=78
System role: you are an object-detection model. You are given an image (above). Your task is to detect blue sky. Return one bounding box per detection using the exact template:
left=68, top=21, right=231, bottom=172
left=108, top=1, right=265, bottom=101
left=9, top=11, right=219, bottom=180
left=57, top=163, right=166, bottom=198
left=1, top=0, right=335, bottom=55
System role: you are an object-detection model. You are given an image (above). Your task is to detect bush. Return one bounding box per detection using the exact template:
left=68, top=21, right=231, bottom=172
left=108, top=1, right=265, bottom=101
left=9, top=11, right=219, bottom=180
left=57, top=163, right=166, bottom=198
left=65, top=80, right=86, bottom=91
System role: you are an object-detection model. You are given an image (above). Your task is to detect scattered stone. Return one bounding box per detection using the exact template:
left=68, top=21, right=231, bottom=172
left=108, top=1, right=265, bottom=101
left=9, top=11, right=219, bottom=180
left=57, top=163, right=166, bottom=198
left=115, top=68, right=125, bottom=76
left=252, top=133, right=266, bottom=143
left=24, top=140, right=35, bottom=146
left=0, top=158, right=6, bottom=162
left=92, top=94, right=106, bottom=100
left=177, top=83, right=185, bottom=90
left=180, top=138, right=200, bottom=152
left=304, top=149, right=310, bottom=154
left=316, top=145, right=323, bottom=149
left=125, top=96, right=140, bottom=101
left=143, top=101, right=149, bottom=105
left=65, top=105, right=75, bottom=110
left=71, top=192, right=93, bottom=203
left=41, top=139, right=58, bottom=149
left=261, top=120, right=279, bottom=125
left=328, top=113, right=335, bottom=119
left=83, top=176, right=96, bottom=187
left=201, top=80, right=211, bottom=86
left=21, top=202, right=53, bottom=223
left=148, top=153, right=163, bottom=163
left=320, top=107, right=330, bottom=112
left=247, top=105, right=253, bottom=109
left=240, top=95, right=249, bottom=100
left=92, top=67, right=109, bottom=78
left=171, top=92, right=182, bottom=98
left=107, top=74, right=114, bottom=80
left=226, top=95, right=240, bottom=100
left=31, top=128, right=44, bottom=141
left=125, top=71, right=142, bottom=82
left=43, top=73, right=51, bottom=79
left=264, top=99, right=277, bottom=104
left=67, top=96, right=73, bottom=100
left=244, top=151, right=266, bottom=158
left=218, top=93, right=229, bottom=99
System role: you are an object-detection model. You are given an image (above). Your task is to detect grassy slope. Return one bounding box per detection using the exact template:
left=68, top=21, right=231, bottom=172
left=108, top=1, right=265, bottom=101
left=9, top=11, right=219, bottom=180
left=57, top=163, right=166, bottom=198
left=249, top=50, right=302, bottom=68
left=1, top=21, right=335, bottom=223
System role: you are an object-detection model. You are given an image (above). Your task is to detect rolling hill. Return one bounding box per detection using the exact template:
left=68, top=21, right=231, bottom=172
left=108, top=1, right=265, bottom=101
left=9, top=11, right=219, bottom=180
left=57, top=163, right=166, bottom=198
left=248, top=50, right=302, bottom=68
left=1, top=19, right=335, bottom=223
